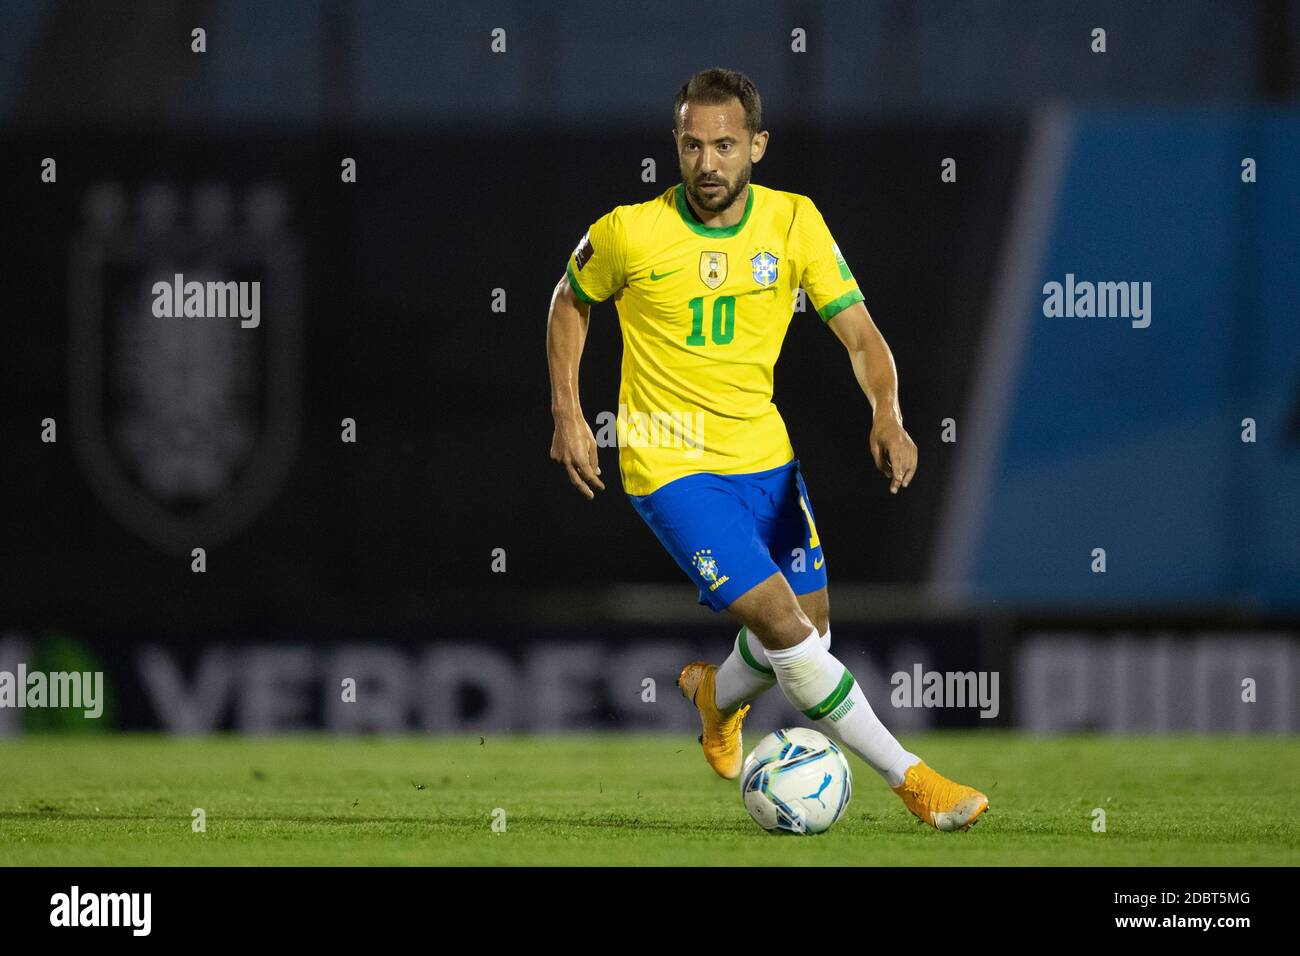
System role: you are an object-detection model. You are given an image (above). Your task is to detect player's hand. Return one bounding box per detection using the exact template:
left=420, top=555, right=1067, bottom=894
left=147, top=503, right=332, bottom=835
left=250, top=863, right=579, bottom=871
left=550, top=413, right=606, bottom=499
left=869, top=416, right=917, bottom=494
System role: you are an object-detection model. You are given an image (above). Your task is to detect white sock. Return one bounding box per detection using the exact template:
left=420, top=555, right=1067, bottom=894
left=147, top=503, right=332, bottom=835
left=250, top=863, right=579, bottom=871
left=765, top=628, right=920, bottom=787
left=715, top=625, right=831, bottom=713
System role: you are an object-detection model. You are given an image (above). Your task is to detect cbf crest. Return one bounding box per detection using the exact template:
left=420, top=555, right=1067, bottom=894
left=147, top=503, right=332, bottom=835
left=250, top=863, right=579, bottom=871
left=699, top=251, right=727, bottom=290
left=691, top=548, right=730, bottom=592
left=70, top=182, right=302, bottom=554
left=750, top=250, right=779, bottom=287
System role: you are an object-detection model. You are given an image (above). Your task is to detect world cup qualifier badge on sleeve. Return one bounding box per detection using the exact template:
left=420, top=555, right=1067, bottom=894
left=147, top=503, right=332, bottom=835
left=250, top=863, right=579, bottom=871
left=574, top=231, right=595, bottom=269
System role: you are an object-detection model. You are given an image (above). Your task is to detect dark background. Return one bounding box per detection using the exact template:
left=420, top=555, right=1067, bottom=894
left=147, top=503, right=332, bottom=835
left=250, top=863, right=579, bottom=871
left=0, top=1, right=1296, bottom=733
left=1, top=125, right=1020, bottom=629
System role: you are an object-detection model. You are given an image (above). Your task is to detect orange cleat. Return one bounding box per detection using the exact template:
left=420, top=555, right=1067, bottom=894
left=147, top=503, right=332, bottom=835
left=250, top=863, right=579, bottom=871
left=891, top=760, right=989, bottom=831
left=677, top=662, right=750, bottom=780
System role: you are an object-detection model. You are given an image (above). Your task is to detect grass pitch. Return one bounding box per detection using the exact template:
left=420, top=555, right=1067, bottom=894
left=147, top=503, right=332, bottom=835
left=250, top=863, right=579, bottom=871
left=0, top=733, right=1295, bottom=866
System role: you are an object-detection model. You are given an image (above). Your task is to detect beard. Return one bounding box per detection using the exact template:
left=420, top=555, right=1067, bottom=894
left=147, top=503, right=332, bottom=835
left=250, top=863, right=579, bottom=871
left=685, top=161, right=752, bottom=213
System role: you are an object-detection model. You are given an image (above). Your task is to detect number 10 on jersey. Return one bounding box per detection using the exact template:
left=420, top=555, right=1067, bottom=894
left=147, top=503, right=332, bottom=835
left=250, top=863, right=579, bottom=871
left=686, top=295, right=735, bottom=346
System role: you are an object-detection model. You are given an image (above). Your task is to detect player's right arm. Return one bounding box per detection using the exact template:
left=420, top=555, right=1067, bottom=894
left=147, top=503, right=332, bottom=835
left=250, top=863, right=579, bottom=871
left=547, top=210, right=628, bottom=499
left=794, top=196, right=917, bottom=494
left=547, top=274, right=605, bottom=499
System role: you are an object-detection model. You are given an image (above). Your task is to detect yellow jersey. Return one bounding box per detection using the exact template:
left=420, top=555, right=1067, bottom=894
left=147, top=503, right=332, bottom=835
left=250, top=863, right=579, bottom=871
left=565, top=182, right=863, bottom=496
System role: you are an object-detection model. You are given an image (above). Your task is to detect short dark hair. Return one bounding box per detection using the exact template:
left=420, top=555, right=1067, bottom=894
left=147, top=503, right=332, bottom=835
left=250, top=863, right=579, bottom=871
left=674, top=68, right=762, bottom=136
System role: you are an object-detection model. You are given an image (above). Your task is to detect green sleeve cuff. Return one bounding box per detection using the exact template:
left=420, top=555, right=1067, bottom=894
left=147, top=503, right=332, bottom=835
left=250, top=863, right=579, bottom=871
left=565, top=261, right=598, bottom=304
left=817, top=288, right=865, bottom=322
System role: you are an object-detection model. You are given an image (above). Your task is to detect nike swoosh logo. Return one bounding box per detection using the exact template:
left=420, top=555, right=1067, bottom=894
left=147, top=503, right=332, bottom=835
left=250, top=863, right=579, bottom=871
left=814, top=557, right=824, bottom=570
left=746, top=287, right=777, bottom=294
left=650, top=268, right=682, bottom=281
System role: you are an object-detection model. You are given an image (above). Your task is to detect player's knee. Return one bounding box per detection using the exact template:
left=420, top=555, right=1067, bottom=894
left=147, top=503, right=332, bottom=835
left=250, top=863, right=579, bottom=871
left=748, top=608, right=818, bottom=650
left=799, top=596, right=829, bottom=638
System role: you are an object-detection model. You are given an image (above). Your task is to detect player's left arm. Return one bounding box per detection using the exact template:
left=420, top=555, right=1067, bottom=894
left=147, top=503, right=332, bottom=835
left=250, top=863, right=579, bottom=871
left=827, top=301, right=917, bottom=494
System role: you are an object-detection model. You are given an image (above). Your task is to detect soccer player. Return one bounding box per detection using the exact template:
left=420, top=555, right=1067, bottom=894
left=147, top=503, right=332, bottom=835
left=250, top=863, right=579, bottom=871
left=546, top=68, right=988, bottom=832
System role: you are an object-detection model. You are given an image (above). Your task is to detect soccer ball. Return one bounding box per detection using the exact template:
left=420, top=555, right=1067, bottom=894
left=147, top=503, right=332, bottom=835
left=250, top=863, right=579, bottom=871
left=740, top=727, right=852, bottom=834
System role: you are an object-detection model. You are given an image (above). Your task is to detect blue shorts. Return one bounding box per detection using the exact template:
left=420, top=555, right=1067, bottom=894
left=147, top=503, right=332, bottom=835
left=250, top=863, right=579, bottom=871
left=627, top=458, right=828, bottom=612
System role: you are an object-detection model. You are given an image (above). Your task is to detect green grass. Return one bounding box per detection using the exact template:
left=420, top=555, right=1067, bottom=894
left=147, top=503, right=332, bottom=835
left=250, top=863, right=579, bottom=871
left=0, top=733, right=1296, bottom=865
